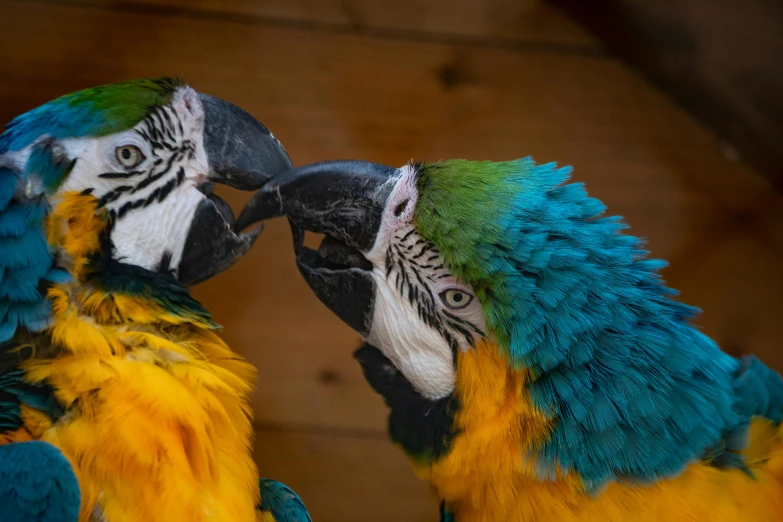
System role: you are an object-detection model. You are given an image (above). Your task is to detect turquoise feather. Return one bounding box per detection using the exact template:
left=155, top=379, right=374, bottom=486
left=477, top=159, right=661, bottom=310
left=0, top=441, right=80, bottom=522
left=0, top=168, right=55, bottom=343
left=258, top=478, right=312, bottom=522
left=415, top=158, right=783, bottom=488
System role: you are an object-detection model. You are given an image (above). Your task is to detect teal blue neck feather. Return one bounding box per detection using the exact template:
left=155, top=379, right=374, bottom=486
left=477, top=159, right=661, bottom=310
left=88, top=226, right=214, bottom=326
left=416, top=158, right=783, bottom=488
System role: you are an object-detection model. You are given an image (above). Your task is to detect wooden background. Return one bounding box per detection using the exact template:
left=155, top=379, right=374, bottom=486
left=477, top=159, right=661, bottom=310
left=1, top=1, right=781, bottom=520
left=551, top=0, right=783, bottom=191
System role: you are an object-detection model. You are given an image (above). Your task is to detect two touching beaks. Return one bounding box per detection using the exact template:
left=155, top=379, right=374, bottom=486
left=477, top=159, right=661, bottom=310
left=193, top=91, right=396, bottom=296
left=198, top=91, right=398, bottom=333
left=236, top=159, right=405, bottom=336
left=177, top=93, right=293, bottom=285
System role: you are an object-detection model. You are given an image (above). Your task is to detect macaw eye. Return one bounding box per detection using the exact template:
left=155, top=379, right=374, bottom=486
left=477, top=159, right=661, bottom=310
left=439, top=288, right=474, bottom=310
left=115, top=145, right=145, bottom=168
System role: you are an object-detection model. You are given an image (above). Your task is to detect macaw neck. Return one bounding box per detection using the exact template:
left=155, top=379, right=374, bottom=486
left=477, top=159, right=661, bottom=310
left=501, top=208, right=744, bottom=487
left=46, top=191, right=214, bottom=329
left=408, top=340, right=571, bottom=507
left=444, top=177, right=746, bottom=487
left=355, top=339, right=550, bottom=468
left=391, top=341, right=783, bottom=522
left=417, top=163, right=746, bottom=485
left=354, top=343, right=460, bottom=463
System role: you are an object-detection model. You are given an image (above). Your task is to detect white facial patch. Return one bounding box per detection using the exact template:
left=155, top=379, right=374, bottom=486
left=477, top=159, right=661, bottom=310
left=108, top=186, right=203, bottom=270
left=55, top=86, right=210, bottom=274
left=364, top=164, right=486, bottom=400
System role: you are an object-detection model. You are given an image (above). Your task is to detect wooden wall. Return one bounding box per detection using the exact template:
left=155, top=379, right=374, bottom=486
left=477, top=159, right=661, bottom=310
left=550, top=0, right=783, bottom=190
left=1, top=1, right=781, bottom=520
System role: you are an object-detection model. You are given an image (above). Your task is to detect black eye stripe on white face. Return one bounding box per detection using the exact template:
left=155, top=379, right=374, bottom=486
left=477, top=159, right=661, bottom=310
left=96, top=105, right=194, bottom=215
left=385, top=223, right=485, bottom=352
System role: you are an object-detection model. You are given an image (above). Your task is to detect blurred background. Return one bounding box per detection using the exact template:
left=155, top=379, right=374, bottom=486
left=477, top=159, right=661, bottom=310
left=2, top=0, right=782, bottom=520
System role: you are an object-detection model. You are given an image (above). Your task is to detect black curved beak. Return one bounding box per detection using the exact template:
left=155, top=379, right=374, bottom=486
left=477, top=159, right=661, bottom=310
left=235, top=160, right=400, bottom=336
left=177, top=94, right=293, bottom=286
left=199, top=94, right=292, bottom=190
left=236, top=160, right=398, bottom=251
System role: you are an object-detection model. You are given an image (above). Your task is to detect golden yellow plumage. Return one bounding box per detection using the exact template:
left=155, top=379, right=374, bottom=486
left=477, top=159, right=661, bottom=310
left=7, top=193, right=260, bottom=522
left=0, top=77, right=302, bottom=522
left=414, top=340, right=783, bottom=521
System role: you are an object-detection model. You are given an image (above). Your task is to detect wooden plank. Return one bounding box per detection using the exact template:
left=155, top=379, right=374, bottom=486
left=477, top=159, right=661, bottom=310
left=255, top=429, right=437, bottom=522
left=2, top=0, right=782, bottom=436
left=549, top=0, right=783, bottom=189
left=45, top=0, right=599, bottom=47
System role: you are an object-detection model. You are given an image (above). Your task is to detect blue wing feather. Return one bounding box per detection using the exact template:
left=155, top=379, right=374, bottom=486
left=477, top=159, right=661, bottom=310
left=0, top=441, right=80, bottom=522
left=258, top=478, right=312, bottom=522
left=0, top=167, right=56, bottom=343
left=733, top=355, right=783, bottom=423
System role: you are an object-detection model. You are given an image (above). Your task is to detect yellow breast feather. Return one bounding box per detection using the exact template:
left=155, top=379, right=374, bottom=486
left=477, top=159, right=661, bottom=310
left=12, top=192, right=260, bottom=522
left=415, top=340, right=783, bottom=522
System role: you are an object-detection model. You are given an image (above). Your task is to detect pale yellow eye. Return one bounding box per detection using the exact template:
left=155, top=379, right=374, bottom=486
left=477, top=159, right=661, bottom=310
left=440, top=288, right=474, bottom=310
left=115, top=145, right=145, bottom=168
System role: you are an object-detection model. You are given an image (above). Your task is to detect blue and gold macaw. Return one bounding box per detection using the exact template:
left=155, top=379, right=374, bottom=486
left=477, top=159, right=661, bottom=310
left=240, top=158, right=783, bottom=521
left=0, top=78, right=310, bottom=522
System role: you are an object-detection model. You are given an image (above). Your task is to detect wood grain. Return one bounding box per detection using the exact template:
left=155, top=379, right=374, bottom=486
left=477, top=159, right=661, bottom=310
left=255, top=429, right=437, bottom=522
left=549, top=0, right=783, bottom=189
left=1, top=0, right=781, bottom=520
left=44, top=0, right=599, bottom=48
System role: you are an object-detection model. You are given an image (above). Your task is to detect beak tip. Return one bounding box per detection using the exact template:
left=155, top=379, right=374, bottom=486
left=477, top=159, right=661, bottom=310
left=236, top=188, right=282, bottom=233
left=288, top=218, right=305, bottom=254
left=244, top=223, right=264, bottom=245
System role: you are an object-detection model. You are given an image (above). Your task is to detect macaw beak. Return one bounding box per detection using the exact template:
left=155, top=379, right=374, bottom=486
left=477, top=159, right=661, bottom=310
left=236, top=160, right=400, bottom=336
left=177, top=94, right=293, bottom=286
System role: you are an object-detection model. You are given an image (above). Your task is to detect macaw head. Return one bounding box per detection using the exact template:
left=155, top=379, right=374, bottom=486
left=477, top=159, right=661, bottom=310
left=0, top=78, right=290, bottom=341
left=240, top=158, right=746, bottom=492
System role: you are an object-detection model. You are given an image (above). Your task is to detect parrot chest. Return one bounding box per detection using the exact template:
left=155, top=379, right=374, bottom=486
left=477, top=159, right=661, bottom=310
left=414, top=343, right=783, bottom=521
left=436, top=456, right=783, bottom=522
left=424, top=408, right=783, bottom=521
left=14, top=310, right=260, bottom=522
